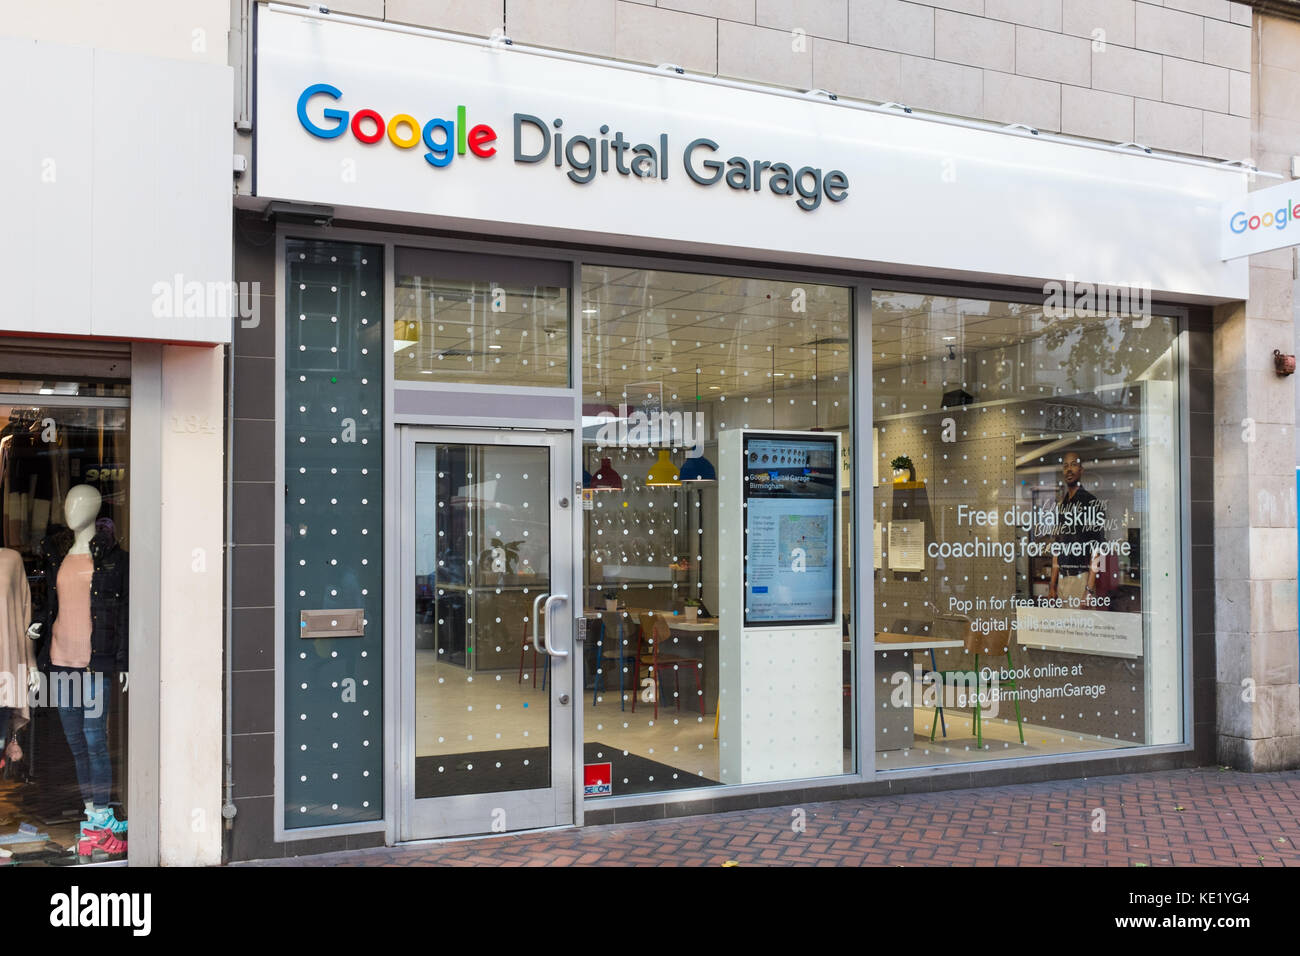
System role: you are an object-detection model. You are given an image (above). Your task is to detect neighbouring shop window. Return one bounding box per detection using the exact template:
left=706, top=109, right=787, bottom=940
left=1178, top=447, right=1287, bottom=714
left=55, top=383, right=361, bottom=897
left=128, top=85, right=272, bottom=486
left=871, top=291, right=1182, bottom=770
left=284, top=239, right=384, bottom=827
left=580, top=265, right=854, bottom=797
left=0, top=383, right=130, bottom=863
left=394, top=248, right=570, bottom=387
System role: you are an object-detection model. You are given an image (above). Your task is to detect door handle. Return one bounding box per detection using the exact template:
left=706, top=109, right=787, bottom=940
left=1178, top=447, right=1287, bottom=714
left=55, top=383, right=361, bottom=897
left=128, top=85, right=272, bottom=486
left=531, top=593, right=549, bottom=654
left=541, top=594, right=570, bottom=657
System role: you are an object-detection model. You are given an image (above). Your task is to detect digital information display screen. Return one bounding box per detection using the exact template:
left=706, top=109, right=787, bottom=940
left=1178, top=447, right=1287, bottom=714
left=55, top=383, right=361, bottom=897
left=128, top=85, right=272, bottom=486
left=742, top=434, right=837, bottom=627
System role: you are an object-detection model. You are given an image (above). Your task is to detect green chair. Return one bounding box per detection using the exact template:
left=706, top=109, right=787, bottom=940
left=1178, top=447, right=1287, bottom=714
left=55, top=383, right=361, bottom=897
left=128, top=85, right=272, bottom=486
left=927, top=620, right=1024, bottom=748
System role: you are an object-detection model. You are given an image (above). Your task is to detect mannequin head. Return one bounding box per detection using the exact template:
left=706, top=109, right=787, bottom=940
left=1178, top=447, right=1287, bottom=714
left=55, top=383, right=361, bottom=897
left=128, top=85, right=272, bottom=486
left=64, top=485, right=103, bottom=535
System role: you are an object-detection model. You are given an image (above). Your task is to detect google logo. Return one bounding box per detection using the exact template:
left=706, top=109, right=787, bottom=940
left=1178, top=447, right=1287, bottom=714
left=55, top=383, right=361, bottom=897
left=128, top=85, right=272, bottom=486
left=296, top=83, right=497, bottom=168
left=1229, top=200, right=1299, bottom=233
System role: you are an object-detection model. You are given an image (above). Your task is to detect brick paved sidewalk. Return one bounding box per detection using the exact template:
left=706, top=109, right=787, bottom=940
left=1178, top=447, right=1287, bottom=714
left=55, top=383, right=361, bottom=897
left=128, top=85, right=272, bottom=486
left=247, top=768, right=1300, bottom=867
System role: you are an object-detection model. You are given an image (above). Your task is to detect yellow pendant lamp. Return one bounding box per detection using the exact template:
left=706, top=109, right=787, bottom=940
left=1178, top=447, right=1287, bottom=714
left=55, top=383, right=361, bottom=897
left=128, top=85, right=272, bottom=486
left=645, top=448, right=681, bottom=488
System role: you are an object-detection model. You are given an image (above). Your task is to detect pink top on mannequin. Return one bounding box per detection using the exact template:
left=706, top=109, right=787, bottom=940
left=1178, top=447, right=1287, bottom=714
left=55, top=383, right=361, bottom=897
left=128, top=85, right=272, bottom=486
left=39, top=485, right=101, bottom=669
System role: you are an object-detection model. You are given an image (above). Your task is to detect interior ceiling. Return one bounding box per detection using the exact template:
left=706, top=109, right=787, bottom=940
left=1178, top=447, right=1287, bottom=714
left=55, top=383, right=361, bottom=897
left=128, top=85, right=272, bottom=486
left=393, top=265, right=854, bottom=403
left=582, top=267, right=852, bottom=403
left=871, top=293, right=1056, bottom=370
left=871, top=291, right=1173, bottom=372
left=391, top=270, right=1160, bottom=397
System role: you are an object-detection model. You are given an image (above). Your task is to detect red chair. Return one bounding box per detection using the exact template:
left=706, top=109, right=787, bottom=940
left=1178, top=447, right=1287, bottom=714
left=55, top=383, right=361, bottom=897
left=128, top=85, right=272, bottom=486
left=516, top=611, right=549, bottom=689
left=631, top=612, right=704, bottom=720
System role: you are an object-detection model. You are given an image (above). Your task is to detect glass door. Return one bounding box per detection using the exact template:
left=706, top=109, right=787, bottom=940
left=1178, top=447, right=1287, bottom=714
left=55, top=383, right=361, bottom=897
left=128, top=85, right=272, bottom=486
left=398, top=427, right=575, bottom=839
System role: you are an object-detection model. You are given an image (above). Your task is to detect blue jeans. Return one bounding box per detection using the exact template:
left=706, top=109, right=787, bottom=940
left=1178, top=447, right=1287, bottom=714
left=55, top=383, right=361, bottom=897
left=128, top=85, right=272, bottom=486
left=51, top=669, right=112, bottom=808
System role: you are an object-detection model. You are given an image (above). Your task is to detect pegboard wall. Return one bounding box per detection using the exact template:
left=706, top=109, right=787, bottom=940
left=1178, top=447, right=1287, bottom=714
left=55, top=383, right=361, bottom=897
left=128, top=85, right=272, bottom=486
left=875, top=416, right=1016, bottom=644
left=283, top=239, right=385, bottom=828
left=874, top=388, right=1158, bottom=746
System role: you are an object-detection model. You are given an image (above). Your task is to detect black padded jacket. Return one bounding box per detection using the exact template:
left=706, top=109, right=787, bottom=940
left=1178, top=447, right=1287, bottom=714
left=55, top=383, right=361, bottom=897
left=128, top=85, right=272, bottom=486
left=36, top=526, right=129, bottom=673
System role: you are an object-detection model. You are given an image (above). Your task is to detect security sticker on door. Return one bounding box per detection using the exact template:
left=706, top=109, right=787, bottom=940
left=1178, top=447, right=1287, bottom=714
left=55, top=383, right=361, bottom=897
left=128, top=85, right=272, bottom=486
left=584, top=762, right=613, bottom=797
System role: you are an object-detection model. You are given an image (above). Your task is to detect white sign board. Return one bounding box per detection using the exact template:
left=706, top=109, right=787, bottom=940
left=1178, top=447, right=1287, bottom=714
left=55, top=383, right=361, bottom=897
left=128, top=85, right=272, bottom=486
left=1016, top=606, right=1143, bottom=659
left=1221, top=177, right=1300, bottom=260
left=255, top=8, right=1248, bottom=301
left=1, top=39, right=233, bottom=343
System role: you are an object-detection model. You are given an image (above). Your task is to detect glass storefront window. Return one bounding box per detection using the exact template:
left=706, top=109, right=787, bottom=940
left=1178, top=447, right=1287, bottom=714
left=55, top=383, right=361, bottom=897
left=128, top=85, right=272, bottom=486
left=0, top=388, right=130, bottom=863
left=580, top=266, right=854, bottom=796
left=394, top=248, right=570, bottom=387
left=871, top=291, right=1182, bottom=770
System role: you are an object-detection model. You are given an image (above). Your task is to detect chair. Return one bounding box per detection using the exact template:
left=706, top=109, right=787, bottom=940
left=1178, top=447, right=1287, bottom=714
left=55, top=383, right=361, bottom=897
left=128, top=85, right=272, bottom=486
left=925, top=616, right=1024, bottom=748
left=631, top=612, right=704, bottom=720
left=591, top=612, right=635, bottom=710
left=516, top=609, right=550, bottom=690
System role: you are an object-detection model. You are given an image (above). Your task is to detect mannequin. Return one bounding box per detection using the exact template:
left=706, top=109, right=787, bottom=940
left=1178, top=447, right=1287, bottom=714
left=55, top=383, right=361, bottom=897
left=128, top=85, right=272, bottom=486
left=28, top=484, right=129, bottom=854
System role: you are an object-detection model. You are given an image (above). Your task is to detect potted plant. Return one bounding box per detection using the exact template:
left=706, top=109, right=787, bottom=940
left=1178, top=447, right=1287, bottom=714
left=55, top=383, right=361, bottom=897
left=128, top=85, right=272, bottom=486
left=890, top=455, right=916, bottom=484
left=479, top=538, right=524, bottom=578
left=683, top=597, right=702, bottom=621
left=603, top=588, right=619, bottom=612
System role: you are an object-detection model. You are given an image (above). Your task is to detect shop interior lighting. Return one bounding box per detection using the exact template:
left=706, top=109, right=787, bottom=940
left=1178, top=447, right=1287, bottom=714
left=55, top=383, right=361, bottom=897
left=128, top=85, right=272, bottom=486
left=679, top=450, right=717, bottom=483
left=590, top=457, right=622, bottom=492
left=679, top=369, right=717, bottom=484
left=645, top=448, right=682, bottom=488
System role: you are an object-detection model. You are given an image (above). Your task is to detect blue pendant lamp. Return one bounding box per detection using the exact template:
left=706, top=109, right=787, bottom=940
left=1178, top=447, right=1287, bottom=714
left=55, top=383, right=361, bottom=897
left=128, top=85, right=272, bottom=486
left=680, top=369, right=717, bottom=484
left=679, top=451, right=716, bottom=483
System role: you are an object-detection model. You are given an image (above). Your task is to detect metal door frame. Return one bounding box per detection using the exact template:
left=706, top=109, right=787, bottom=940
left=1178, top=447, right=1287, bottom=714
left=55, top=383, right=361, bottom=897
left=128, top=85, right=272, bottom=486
left=396, top=424, right=577, bottom=840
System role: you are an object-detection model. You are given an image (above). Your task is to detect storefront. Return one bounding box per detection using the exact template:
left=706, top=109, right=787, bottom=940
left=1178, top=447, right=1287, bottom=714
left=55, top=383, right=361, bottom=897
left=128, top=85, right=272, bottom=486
left=0, top=32, right=229, bottom=866
left=227, top=4, right=1242, bottom=859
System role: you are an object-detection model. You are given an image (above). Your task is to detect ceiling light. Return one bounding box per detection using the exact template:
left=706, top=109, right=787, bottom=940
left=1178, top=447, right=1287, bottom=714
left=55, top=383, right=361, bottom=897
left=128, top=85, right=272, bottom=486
left=708, top=385, right=721, bottom=390
left=679, top=453, right=716, bottom=483
left=488, top=344, right=502, bottom=349
left=591, top=457, right=623, bottom=492
left=582, top=308, right=600, bottom=315
left=646, top=449, right=682, bottom=488
left=681, top=367, right=717, bottom=484
left=942, top=336, right=957, bottom=341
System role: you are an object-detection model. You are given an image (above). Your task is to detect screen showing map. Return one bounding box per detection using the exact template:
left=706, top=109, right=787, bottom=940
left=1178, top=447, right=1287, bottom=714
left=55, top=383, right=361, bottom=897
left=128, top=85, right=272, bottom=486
left=743, top=435, right=837, bottom=626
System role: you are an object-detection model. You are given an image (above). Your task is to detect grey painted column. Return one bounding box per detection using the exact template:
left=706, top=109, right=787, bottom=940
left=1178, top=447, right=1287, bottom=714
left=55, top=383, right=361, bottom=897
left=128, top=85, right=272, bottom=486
left=129, top=343, right=162, bottom=865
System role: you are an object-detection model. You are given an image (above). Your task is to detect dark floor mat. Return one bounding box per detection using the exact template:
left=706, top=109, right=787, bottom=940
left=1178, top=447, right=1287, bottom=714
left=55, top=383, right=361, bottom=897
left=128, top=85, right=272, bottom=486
left=582, top=743, right=719, bottom=797
left=415, top=742, right=718, bottom=799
